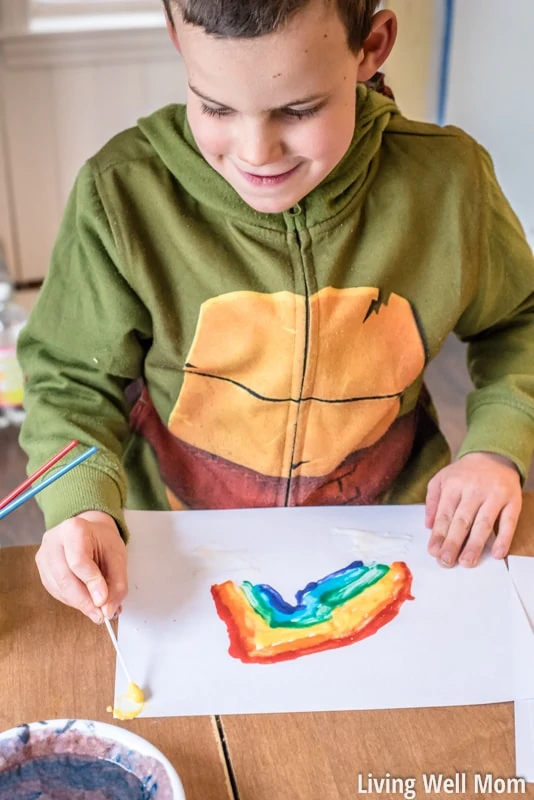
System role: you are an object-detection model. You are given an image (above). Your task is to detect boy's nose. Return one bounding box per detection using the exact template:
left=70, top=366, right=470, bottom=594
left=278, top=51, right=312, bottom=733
left=236, top=121, right=284, bottom=169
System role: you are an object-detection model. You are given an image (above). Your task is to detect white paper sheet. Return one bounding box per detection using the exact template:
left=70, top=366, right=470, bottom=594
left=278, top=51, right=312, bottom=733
left=509, top=556, right=534, bottom=782
left=115, top=506, right=534, bottom=718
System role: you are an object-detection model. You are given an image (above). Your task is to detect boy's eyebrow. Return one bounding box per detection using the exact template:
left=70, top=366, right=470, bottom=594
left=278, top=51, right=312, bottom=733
left=188, top=83, right=327, bottom=110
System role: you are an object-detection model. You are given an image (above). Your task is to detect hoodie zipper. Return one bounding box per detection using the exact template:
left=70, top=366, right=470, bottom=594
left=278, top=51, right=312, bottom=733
left=284, top=203, right=312, bottom=507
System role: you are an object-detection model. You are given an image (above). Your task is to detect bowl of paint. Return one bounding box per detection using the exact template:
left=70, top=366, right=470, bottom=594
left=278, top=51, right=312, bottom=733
left=0, top=719, right=185, bottom=799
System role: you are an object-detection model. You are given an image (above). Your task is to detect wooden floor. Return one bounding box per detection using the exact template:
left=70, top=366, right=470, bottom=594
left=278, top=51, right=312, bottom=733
left=1, top=334, right=531, bottom=547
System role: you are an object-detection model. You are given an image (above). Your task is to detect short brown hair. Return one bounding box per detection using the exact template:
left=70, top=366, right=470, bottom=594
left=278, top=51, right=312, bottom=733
left=162, top=0, right=380, bottom=52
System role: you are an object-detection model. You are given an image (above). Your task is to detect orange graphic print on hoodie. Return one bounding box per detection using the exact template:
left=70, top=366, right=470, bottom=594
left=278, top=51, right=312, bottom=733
left=130, top=286, right=426, bottom=509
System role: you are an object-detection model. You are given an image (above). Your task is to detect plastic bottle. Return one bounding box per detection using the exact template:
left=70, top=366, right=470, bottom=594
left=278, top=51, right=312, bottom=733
left=0, top=246, right=27, bottom=427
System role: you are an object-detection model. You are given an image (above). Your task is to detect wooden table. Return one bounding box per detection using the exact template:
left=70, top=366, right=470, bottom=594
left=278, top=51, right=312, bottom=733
left=2, top=497, right=534, bottom=800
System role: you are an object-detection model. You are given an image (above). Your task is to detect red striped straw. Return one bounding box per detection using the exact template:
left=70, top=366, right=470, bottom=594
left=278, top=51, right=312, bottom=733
left=0, top=439, right=79, bottom=511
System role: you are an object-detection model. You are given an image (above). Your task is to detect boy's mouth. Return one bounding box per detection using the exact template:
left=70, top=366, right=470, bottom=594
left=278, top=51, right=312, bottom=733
left=235, top=163, right=301, bottom=186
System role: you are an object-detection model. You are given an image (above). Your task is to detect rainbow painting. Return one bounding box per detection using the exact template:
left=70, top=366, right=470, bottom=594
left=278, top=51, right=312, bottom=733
left=211, top=560, right=414, bottom=664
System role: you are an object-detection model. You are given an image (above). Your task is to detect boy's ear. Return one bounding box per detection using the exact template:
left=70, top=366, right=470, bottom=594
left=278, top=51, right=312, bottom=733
left=165, top=7, right=182, bottom=54
left=357, top=10, right=397, bottom=82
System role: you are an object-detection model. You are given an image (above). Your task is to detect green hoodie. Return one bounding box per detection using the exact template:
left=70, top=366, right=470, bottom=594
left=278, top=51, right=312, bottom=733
left=18, top=85, right=534, bottom=538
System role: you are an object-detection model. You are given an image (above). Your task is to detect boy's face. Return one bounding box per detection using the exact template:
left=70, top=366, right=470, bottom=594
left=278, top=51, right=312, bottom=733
left=172, top=0, right=364, bottom=213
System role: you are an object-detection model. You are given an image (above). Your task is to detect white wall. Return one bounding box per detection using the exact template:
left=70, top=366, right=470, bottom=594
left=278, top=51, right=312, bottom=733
left=384, top=0, right=442, bottom=123
left=0, top=27, right=186, bottom=282
left=0, top=70, right=16, bottom=278
left=446, top=0, right=534, bottom=246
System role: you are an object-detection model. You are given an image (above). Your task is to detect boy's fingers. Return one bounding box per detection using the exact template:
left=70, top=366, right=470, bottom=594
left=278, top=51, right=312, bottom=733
left=36, top=545, right=102, bottom=623
left=492, top=503, right=520, bottom=559
left=435, top=497, right=479, bottom=567
left=425, top=475, right=442, bottom=529
left=458, top=501, right=500, bottom=567
left=108, top=605, right=123, bottom=621
left=101, top=552, right=128, bottom=620
left=63, top=533, right=109, bottom=609
left=428, top=530, right=446, bottom=558
left=427, top=487, right=461, bottom=557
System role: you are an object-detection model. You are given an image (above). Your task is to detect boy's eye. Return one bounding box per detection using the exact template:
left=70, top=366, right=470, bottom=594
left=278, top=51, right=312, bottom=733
left=199, top=102, right=322, bottom=121
left=200, top=103, right=232, bottom=118
left=283, top=106, right=321, bottom=120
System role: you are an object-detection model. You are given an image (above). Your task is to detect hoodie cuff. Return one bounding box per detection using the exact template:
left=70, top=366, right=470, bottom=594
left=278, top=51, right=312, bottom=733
left=36, top=464, right=130, bottom=541
left=456, top=402, right=534, bottom=482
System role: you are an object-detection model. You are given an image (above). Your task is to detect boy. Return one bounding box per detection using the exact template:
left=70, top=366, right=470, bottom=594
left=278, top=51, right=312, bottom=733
left=18, top=0, right=534, bottom=624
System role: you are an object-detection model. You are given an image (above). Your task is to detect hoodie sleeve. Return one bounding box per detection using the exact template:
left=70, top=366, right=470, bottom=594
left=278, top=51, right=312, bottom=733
left=18, top=162, right=152, bottom=537
left=454, top=145, right=534, bottom=479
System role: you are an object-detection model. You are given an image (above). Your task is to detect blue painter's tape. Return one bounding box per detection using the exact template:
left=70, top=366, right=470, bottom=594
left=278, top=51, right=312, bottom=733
left=438, top=0, right=455, bottom=125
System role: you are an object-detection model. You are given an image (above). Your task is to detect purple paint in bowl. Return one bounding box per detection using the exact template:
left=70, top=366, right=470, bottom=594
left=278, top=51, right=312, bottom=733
left=0, top=719, right=185, bottom=799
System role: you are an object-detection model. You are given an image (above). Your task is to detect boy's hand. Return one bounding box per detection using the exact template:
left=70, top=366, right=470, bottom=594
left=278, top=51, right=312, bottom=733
left=426, top=452, right=522, bottom=568
left=35, top=510, right=127, bottom=623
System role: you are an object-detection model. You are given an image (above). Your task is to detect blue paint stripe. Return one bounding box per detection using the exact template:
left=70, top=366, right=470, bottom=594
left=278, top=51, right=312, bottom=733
left=438, top=0, right=455, bottom=125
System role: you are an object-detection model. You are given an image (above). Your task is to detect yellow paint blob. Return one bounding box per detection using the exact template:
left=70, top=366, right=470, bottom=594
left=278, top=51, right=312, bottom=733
left=127, top=682, right=145, bottom=704
left=107, top=681, right=145, bottom=720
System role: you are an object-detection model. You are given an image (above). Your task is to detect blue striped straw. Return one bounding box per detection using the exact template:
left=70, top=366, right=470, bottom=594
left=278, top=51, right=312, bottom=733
left=0, top=446, right=98, bottom=520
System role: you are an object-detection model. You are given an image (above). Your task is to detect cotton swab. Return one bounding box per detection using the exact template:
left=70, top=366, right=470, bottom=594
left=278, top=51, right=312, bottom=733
left=103, top=617, right=145, bottom=706
left=103, top=617, right=134, bottom=685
